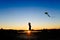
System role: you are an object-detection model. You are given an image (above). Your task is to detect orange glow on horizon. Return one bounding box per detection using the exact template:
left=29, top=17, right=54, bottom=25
left=0, top=24, right=60, bottom=30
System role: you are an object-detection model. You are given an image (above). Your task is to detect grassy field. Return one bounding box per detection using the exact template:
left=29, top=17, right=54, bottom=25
left=0, top=29, right=60, bottom=40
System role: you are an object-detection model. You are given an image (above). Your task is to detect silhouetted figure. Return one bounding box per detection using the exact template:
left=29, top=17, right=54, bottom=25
left=28, top=22, right=31, bottom=30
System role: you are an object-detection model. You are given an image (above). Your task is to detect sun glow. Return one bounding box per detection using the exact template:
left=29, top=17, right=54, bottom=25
left=27, top=30, right=31, bottom=35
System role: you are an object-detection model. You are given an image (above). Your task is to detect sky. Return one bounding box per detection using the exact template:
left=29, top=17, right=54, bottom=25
left=0, top=0, right=60, bottom=30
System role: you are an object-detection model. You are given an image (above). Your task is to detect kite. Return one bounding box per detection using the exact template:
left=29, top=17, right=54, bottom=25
left=45, top=12, right=51, bottom=17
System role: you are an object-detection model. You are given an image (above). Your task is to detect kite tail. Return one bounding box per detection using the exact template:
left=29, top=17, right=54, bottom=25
left=48, top=15, right=50, bottom=17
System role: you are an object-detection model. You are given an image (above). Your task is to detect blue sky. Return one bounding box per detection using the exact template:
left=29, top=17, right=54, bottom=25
left=0, top=0, right=60, bottom=30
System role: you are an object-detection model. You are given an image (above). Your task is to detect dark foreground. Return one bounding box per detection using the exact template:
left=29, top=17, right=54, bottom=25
left=0, top=29, right=60, bottom=40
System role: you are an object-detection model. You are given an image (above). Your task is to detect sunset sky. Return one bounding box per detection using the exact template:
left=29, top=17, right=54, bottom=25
left=0, top=0, right=60, bottom=30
